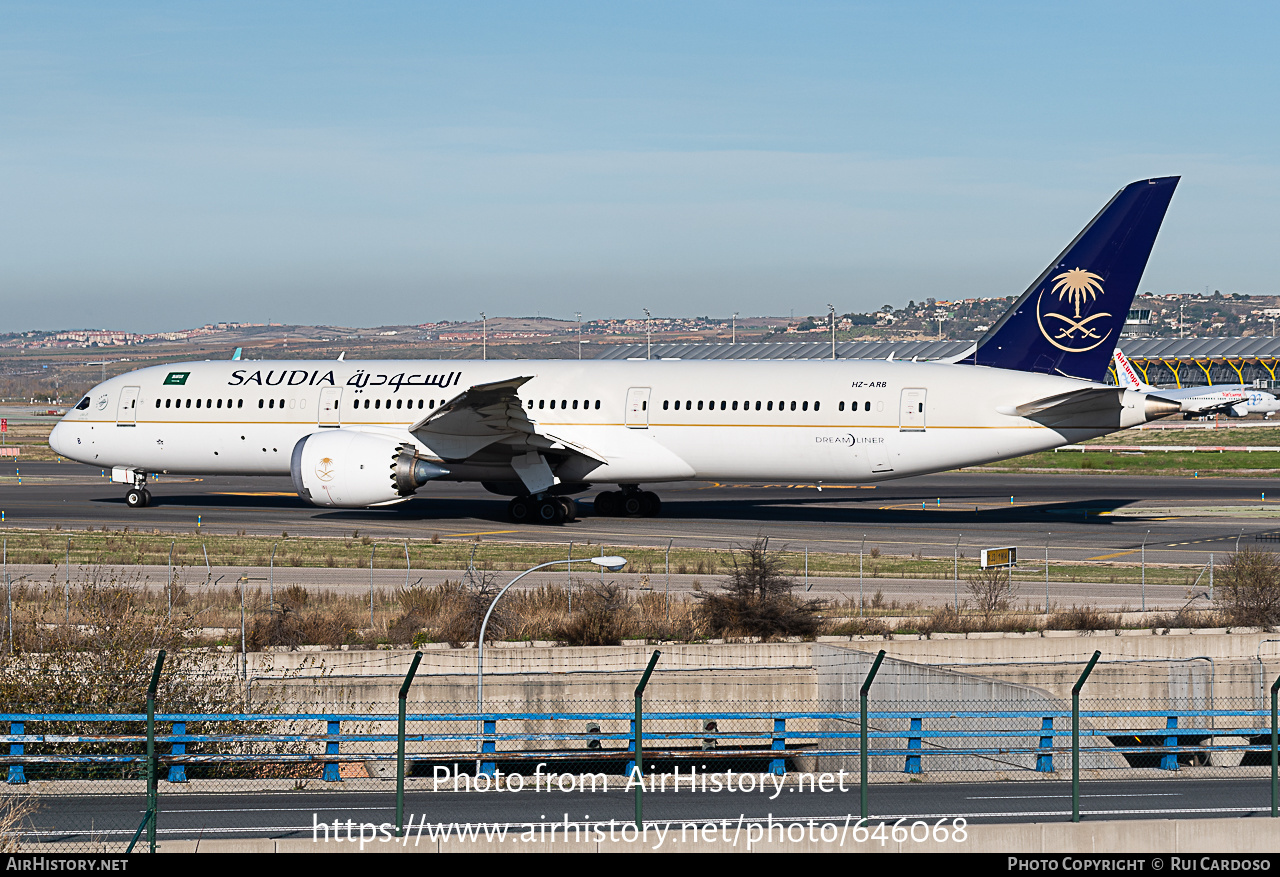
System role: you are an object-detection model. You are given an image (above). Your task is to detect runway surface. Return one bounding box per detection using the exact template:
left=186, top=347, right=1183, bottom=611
left=26, top=777, right=1276, bottom=843
left=4, top=461, right=1280, bottom=569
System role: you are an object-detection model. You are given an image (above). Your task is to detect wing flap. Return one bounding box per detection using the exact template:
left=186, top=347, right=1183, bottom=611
left=410, top=376, right=609, bottom=470
left=409, top=376, right=536, bottom=460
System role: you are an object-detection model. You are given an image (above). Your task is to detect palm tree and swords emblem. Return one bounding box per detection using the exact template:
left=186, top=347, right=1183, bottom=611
left=1035, top=267, right=1112, bottom=353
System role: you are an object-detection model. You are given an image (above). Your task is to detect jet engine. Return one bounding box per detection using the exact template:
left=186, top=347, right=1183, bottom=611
left=290, top=431, right=448, bottom=508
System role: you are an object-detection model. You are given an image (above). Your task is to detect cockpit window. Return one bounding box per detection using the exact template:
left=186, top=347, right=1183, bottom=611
left=75, top=397, right=91, bottom=411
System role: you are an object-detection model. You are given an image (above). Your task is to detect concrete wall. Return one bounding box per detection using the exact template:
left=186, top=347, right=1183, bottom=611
left=814, top=644, right=1125, bottom=774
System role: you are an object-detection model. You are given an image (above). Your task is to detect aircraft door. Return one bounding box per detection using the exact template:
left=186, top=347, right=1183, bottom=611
left=318, top=387, right=342, bottom=428
left=899, top=388, right=926, bottom=432
left=116, top=387, right=139, bottom=426
left=625, top=387, right=651, bottom=428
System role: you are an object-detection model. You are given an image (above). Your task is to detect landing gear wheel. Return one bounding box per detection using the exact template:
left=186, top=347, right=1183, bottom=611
left=556, top=497, right=578, bottom=522
left=536, top=498, right=566, bottom=525
left=640, top=491, right=661, bottom=517
left=594, top=491, right=620, bottom=517
left=125, top=488, right=146, bottom=509
left=622, top=492, right=644, bottom=517
left=142, top=489, right=152, bottom=508
left=508, top=496, right=532, bottom=523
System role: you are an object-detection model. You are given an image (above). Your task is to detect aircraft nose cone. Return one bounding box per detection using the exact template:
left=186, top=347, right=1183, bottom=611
left=48, top=422, right=66, bottom=456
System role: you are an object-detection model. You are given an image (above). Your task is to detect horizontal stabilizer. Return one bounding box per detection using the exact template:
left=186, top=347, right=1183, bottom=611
left=998, top=388, right=1180, bottom=427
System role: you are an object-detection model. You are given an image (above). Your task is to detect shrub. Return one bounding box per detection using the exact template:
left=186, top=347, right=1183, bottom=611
left=1048, top=604, right=1119, bottom=632
left=434, top=573, right=510, bottom=647
left=553, top=584, right=631, bottom=645
left=694, top=537, right=825, bottom=640
left=1214, top=548, right=1280, bottom=628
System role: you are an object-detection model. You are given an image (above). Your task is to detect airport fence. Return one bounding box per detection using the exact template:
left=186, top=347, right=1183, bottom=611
left=2, top=646, right=1280, bottom=851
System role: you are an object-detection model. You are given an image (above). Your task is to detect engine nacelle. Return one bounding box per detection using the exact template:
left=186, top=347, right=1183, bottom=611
left=290, top=430, right=448, bottom=509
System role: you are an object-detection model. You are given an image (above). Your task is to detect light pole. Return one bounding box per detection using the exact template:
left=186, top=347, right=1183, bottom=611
left=732, top=312, right=738, bottom=344
left=477, top=556, right=628, bottom=720
left=480, top=312, right=487, bottom=361
left=576, top=312, right=583, bottom=360
left=643, top=309, right=652, bottom=360
left=828, top=304, right=836, bottom=360
left=954, top=533, right=962, bottom=611
left=1141, top=530, right=1150, bottom=611
left=859, top=534, right=866, bottom=615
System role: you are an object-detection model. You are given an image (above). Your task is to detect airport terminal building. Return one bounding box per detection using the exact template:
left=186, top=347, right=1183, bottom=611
left=596, top=337, right=1280, bottom=389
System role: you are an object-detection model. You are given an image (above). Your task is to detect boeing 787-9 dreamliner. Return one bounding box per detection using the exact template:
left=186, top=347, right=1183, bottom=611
left=50, top=177, right=1183, bottom=524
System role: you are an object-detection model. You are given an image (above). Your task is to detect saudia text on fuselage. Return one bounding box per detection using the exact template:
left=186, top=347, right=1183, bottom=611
left=225, top=368, right=464, bottom=392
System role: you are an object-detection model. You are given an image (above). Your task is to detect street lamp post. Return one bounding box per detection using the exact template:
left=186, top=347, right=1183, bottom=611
left=476, top=556, right=628, bottom=722
left=732, top=312, right=738, bottom=344
left=643, top=309, right=652, bottom=359
left=828, top=304, right=836, bottom=360
left=576, top=312, right=583, bottom=360
left=480, top=312, right=487, bottom=361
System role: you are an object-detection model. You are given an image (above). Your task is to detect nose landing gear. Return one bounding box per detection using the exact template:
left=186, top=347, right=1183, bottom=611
left=113, top=468, right=152, bottom=508
left=125, top=488, right=152, bottom=509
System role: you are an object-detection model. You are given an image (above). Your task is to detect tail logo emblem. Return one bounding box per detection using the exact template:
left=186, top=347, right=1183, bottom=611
left=1036, top=267, right=1113, bottom=353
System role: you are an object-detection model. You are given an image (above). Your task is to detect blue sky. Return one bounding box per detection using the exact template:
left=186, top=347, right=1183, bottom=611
left=3, top=2, right=1278, bottom=331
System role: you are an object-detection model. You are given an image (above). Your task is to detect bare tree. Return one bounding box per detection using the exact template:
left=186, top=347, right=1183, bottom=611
left=967, top=566, right=1015, bottom=624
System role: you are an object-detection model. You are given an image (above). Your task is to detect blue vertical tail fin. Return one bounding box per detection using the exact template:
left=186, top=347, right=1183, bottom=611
left=964, top=177, right=1179, bottom=382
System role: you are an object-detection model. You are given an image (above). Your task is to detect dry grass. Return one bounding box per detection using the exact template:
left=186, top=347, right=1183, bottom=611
left=0, top=791, right=38, bottom=852
left=0, top=561, right=1254, bottom=653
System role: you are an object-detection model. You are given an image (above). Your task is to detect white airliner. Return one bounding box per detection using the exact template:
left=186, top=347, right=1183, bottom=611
left=50, top=177, right=1183, bottom=524
left=1112, top=349, right=1280, bottom=418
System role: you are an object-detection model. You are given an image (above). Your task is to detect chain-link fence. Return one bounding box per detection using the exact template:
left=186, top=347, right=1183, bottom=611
left=2, top=643, right=1279, bottom=851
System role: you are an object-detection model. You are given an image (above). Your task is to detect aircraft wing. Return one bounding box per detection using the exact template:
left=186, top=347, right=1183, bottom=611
left=408, top=376, right=607, bottom=465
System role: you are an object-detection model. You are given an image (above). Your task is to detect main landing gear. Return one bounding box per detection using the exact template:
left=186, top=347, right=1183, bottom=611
left=508, top=495, right=579, bottom=526
left=593, top=486, right=661, bottom=518
left=505, top=486, right=662, bottom=524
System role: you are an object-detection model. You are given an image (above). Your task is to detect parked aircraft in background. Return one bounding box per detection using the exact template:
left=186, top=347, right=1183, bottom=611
left=50, top=178, right=1182, bottom=524
left=1112, top=349, right=1280, bottom=418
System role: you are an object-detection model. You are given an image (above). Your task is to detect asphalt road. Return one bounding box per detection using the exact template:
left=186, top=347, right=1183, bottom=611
left=4, top=461, right=1280, bottom=568
left=26, top=777, right=1276, bottom=845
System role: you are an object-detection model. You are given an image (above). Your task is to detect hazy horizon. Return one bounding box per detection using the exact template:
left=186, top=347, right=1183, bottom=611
left=5, top=3, right=1278, bottom=333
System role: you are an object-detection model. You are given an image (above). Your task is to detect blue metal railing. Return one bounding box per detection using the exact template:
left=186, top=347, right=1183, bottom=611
left=1, top=709, right=1275, bottom=781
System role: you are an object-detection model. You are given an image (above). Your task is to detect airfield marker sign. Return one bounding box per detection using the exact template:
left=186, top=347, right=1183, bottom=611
left=981, top=547, right=1017, bottom=569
